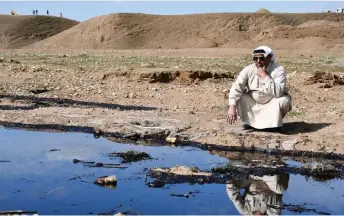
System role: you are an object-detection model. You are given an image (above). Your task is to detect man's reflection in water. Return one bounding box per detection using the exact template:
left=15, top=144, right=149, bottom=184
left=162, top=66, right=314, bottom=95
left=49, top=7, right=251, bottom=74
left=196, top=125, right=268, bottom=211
left=226, top=173, right=290, bottom=215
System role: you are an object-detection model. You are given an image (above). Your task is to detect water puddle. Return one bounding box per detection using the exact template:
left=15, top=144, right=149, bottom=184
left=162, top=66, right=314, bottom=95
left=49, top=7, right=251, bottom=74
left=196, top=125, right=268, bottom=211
left=0, top=127, right=343, bottom=215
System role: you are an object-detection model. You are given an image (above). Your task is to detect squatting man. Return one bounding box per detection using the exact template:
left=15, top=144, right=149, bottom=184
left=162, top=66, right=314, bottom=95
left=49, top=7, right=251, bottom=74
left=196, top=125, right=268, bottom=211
left=226, top=46, right=292, bottom=129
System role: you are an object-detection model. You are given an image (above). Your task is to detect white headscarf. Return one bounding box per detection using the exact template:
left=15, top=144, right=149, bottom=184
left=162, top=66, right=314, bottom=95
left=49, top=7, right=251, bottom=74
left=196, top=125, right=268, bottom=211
left=252, top=46, right=276, bottom=62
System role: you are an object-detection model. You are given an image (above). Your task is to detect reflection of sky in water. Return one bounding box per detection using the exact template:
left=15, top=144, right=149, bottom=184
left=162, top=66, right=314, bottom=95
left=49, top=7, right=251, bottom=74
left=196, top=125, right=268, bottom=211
left=0, top=127, right=343, bottom=214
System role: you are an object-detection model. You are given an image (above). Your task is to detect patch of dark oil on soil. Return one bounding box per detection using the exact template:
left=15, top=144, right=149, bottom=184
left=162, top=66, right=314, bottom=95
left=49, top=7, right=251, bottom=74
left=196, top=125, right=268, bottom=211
left=0, top=127, right=344, bottom=215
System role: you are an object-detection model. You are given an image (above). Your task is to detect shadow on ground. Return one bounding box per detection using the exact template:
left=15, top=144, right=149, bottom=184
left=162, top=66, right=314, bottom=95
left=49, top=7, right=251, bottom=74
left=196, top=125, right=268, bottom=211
left=0, top=94, right=157, bottom=111
left=0, top=105, right=39, bottom=111
left=248, top=121, right=331, bottom=135
left=0, top=121, right=104, bottom=134
left=279, top=122, right=331, bottom=135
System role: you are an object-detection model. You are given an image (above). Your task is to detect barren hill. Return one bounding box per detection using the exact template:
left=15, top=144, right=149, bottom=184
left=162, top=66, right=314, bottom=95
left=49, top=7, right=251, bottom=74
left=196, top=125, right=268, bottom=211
left=0, top=15, right=79, bottom=48
left=25, top=12, right=344, bottom=50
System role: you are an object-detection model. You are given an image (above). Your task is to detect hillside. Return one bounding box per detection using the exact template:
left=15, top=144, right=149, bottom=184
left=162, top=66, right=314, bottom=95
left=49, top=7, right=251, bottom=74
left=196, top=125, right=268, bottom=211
left=22, top=12, right=344, bottom=50
left=0, top=15, right=79, bottom=48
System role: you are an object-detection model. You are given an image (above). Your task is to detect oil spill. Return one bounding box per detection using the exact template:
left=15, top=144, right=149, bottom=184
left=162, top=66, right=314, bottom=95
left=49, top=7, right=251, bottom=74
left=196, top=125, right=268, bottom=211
left=0, top=127, right=343, bottom=215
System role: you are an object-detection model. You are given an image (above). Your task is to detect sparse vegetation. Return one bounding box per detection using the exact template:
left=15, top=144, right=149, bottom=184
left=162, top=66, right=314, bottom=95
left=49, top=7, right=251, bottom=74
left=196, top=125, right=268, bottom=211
left=287, top=111, right=304, bottom=117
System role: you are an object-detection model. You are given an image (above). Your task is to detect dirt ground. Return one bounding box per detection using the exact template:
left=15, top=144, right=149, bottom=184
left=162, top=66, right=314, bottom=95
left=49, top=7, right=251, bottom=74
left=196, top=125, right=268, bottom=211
left=0, top=15, right=78, bottom=48
left=1, top=48, right=344, bottom=157
left=25, top=13, right=344, bottom=51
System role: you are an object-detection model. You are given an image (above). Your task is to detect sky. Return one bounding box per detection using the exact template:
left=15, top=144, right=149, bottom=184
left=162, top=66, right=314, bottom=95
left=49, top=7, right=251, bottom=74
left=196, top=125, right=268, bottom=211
left=0, top=1, right=343, bottom=22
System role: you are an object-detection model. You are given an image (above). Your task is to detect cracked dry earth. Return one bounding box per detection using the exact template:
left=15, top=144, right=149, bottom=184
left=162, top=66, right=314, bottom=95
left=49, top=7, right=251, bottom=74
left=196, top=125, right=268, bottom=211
left=1, top=48, right=344, bottom=156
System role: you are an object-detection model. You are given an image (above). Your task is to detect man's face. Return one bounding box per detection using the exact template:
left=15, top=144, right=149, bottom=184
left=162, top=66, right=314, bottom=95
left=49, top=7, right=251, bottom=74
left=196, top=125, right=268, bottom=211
left=253, top=54, right=271, bottom=68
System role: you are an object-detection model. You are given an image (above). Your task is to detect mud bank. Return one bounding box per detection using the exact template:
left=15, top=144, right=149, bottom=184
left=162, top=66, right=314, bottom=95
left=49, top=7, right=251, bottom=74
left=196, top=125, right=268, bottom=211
left=1, top=120, right=344, bottom=161
left=147, top=160, right=344, bottom=185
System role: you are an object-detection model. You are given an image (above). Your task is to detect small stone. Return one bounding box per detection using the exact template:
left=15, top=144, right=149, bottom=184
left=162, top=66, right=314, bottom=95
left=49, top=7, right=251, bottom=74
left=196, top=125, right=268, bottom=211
left=93, top=127, right=103, bottom=137
left=129, top=93, right=136, bottom=98
left=73, top=159, right=81, bottom=163
left=174, top=106, right=179, bottom=109
left=141, top=62, right=155, bottom=68
left=166, top=136, right=177, bottom=143
left=94, top=175, right=117, bottom=187
left=148, top=180, right=165, bottom=188
left=280, top=139, right=298, bottom=151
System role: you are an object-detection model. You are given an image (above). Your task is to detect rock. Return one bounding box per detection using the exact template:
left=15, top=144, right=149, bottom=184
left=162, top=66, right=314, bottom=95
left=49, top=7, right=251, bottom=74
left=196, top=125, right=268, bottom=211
left=280, top=139, right=298, bottom=151
left=141, top=62, right=155, bottom=68
left=33, top=67, right=44, bottom=72
left=129, top=93, right=136, bottom=98
left=148, top=180, right=165, bottom=188
left=166, top=136, right=177, bottom=143
left=72, top=159, right=81, bottom=163
left=29, top=87, right=51, bottom=94
left=93, top=175, right=117, bottom=189
left=108, top=150, right=152, bottom=163
left=93, top=127, right=103, bottom=138
left=10, top=59, right=20, bottom=64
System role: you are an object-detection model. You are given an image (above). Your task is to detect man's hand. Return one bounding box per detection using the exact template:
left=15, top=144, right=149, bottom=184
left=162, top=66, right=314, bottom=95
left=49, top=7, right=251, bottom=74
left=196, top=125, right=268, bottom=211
left=226, top=105, right=237, bottom=125
left=257, top=66, right=268, bottom=78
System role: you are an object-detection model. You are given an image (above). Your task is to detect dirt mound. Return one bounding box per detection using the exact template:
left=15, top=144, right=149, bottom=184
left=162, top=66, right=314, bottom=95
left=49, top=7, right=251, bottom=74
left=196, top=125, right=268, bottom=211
left=255, top=24, right=344, bottom=40
left=26, top=12, right=344, bottom=50
left=298, top=20, right=342, bottom=28
left=0, top=15, right=79, bottom=48
left=256, top=8, right=271, bottom=13
left=103, top=67, right=235, bottom=84
left=305, top=71, right=344, bottom=88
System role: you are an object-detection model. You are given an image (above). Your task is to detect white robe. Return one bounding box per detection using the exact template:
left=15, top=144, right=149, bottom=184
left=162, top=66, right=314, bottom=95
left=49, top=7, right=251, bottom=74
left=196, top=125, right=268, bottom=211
left=228, top=62, right=292, bottom=129
left=226, top=174, right=290, bottom=215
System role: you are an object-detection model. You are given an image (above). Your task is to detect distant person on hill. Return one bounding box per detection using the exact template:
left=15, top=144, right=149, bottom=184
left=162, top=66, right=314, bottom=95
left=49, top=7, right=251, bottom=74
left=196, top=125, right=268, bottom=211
left=35, top=9, right=38, bottom=15
left=47, top=10, right=49, bottom=15
left=60, top=12, right=63, bottom=17
left=33, top=9, right=35, bottom=15
left=226, top=46, right=292, bottom=130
